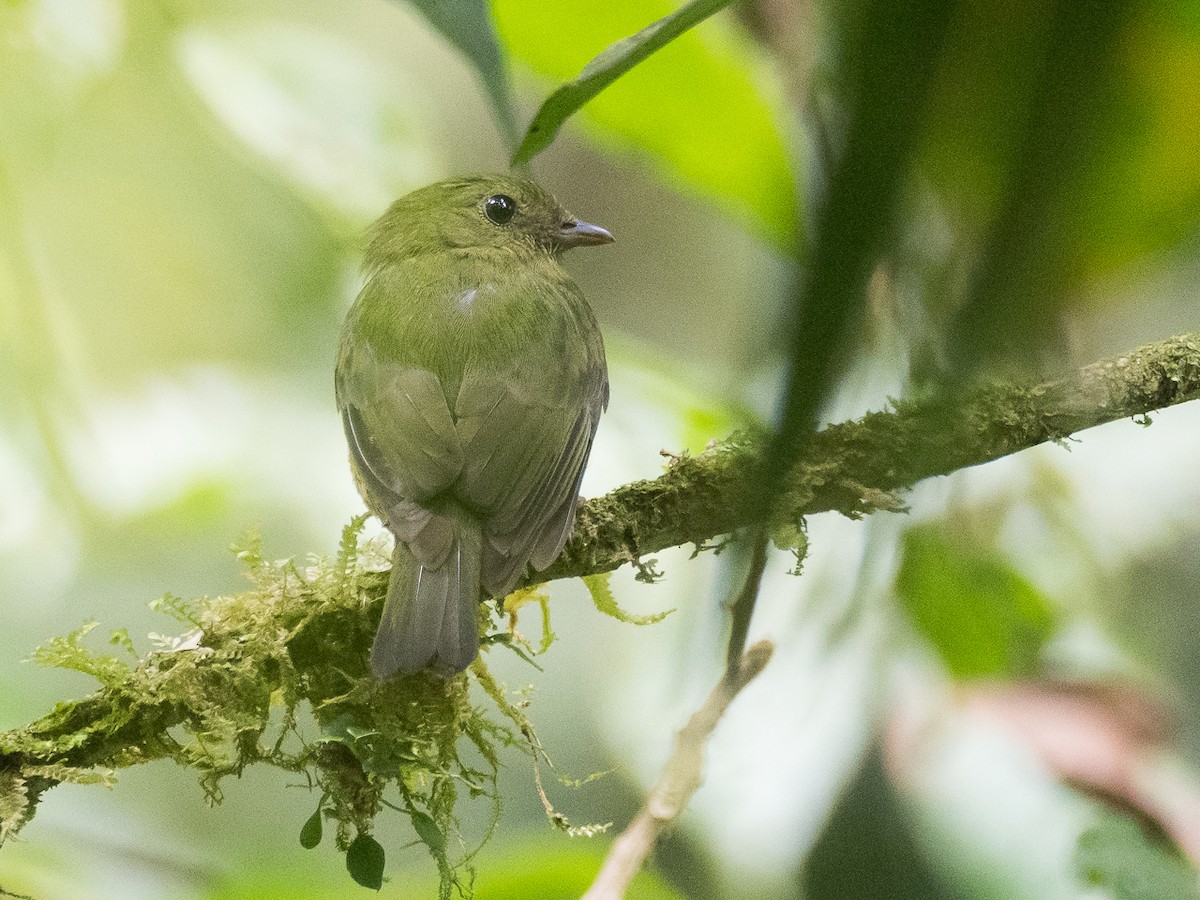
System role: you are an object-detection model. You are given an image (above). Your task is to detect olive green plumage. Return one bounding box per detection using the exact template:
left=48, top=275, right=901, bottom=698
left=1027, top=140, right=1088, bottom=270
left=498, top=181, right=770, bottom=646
left=335, top=174, right=612, bottom=677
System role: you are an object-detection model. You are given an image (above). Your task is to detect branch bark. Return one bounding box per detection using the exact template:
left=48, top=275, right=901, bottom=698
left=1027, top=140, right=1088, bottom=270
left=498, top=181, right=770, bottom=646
left=2, top=331, right=1199, bottom=834
left=543, top=332, right=1200, bottom=581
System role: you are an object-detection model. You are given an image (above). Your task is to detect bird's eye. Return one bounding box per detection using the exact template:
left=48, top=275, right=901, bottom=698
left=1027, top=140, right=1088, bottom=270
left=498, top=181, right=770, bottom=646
left=484, top=194, right=517, bottom=225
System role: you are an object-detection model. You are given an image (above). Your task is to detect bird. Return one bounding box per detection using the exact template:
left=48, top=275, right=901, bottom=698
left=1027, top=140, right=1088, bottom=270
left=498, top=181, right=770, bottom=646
left=335, top=174, right=612, bottom=677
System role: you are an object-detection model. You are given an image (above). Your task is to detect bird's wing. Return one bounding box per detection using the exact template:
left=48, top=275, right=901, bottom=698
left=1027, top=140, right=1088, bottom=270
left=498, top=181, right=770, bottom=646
left=336, top=337, right=464, bottom=559
left=454, top=349, right=607, bottom=595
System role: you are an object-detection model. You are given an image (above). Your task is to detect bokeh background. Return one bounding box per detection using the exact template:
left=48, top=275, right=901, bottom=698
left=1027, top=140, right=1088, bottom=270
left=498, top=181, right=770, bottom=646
left=4, top=0, right=1200, bottom=897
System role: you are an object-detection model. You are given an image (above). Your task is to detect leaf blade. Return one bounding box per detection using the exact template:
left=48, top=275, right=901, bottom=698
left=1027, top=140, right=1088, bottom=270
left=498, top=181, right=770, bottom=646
left=299, top=808, right=323, bottom=850
left=511, top=0, right=737, bottom=166
left=409, top=810, right=446, bottom=853
left=402, top=0, right=519, bottom=151
left=894, top=524, right=1057, bottom=680
left=582, top=572, right=673, bottom=626
left=346, top=833, right=386, bottom=891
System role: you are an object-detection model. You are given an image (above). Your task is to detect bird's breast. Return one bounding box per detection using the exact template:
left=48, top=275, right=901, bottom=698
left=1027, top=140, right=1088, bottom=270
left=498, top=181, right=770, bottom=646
left=453, top=283, right=497, bottom=314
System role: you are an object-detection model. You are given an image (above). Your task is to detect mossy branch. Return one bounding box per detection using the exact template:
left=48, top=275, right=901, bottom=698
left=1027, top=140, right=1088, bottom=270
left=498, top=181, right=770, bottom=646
left=545, top=332, right=1200, bottom=580
left=2, top=332, right=1199, bottom=885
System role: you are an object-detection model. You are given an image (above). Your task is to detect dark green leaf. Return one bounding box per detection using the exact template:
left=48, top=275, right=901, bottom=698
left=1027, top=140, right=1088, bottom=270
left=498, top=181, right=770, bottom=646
left=1076, top=813, right=1200, bottom=900
left=759, top=0, right=957, bottom=500
left=299, top=808, right=323, bottom=850
left=494, top=0, right=796, bottom=243
left=944, top=0, right=1139, bottom=373
left=409, top=810, right=446, bottom=853
left=402, top=0, right=519, bottom=150
left=895, top=524, right=1057, bottom=679
left=805, top=750, right=955, bottom=899
left=346, top=834, right=385, bottom=891
left=511, top=0, right=735, bottom=166
left=583, top=572, right=673, bottom=625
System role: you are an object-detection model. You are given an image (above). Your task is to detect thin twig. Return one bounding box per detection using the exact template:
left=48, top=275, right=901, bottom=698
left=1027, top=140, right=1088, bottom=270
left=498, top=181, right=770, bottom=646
left=581, top=641, right=775, bottom=900
left=724, top=530, right=771, bottom=676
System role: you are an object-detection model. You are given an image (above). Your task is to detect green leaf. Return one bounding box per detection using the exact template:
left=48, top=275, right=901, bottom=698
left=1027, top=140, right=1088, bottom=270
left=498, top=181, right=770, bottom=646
left=149, top=592, right=203, bottom=628
left=758, top=0, right=956, bottom=501
left=582, top=572, right=673, bottom=626
left=941, top=0, right=1140, bottom=371
left=494, top=0, right=797, bottom=243
left=176, top=20, right=439, bottom=219
left=346, top=833, right=386, bottom=891
left=298, top=808, right=323, bottom=850
left=409, top=810, right=446, bottom=853
left=107, top=627, right=137, bottom=656
left=401, top=0, right=519, bottom=151
left=1076, top=813, right=1200, bottom=900
left=511, top=0, right=735, bottom=166
left=30, top=622, right=135, bottom=689
left=894, top=524, right=1058, bottom=679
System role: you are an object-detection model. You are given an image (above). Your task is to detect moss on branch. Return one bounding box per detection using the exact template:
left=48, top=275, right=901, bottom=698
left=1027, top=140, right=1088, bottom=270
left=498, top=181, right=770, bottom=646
left=2, top=331, right=1199, bottom=888
left=544, top=332, right=1200, bottom=580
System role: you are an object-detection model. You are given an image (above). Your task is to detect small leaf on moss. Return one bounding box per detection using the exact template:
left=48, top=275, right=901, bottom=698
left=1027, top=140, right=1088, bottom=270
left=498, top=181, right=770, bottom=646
left=229, top=528, right=266, bottom=572
left=502, top=584, right=547, bottom=616
left=107, top=628, right=137, bottom=656
left=582, top=572, right=673, bottom=625
left=346, top=833, right=385, bottom=890
left=30, top=622, right=135, bottom=688
left=299, top=807, right=323, bottom=849
left=148, top=592, right=203, bottom=627
left=502, top=585, right=556, bottom=655
left=410, top=810, right=446, bottom=853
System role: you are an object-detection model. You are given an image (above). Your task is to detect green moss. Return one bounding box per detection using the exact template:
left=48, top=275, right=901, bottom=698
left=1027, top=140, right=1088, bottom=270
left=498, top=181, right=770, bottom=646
left=582, top=572, right=672, bottom=625
left=3, top=332, right=1200, bottom=894
left=0, top=518, right=524, bottom=897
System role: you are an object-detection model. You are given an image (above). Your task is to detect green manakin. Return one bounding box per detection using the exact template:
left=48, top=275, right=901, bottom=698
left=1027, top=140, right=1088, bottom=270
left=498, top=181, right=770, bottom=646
left=335, top=175, right=612, bottom=677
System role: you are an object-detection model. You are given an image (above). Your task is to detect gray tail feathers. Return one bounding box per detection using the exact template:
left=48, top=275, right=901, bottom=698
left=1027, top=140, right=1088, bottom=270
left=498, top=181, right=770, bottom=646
left=371, top=521, right=482, bottom=678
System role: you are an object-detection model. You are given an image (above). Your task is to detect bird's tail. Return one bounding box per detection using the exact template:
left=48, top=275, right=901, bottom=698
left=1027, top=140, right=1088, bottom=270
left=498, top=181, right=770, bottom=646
left=370, top=516, right=482, bottom=678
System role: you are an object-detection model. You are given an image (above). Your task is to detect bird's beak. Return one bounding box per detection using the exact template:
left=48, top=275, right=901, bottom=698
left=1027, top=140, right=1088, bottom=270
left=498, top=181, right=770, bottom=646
left=555, top=218, right=615, bottom=249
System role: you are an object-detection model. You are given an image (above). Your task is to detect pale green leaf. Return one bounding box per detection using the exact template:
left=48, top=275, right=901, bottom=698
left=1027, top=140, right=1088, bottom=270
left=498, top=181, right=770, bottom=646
left=409, top=809, right=446, bottom=853
left=1076, top=813, right=1200, bottom=899
left=494, top=0, right=797, bottom=244
left=402, top=0, right=519, bottom=150
left=511, top=0, right=736, bottom=165
left=582, top=572, right=673, bottom=626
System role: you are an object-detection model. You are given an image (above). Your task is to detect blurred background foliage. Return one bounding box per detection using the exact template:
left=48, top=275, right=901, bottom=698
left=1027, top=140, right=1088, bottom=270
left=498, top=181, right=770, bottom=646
left=4, top=0, right=1200, bottom=897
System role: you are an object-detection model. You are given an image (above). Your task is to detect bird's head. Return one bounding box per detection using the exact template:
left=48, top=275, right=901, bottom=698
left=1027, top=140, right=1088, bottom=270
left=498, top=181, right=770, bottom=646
left=365, top=174, right=614, bottom=267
